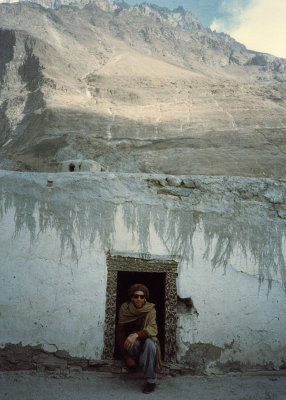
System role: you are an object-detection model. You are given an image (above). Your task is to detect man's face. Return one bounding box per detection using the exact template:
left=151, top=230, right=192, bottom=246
left=131, top=290, right=146, bottom=308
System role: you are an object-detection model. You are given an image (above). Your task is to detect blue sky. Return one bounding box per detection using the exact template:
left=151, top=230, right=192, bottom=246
left=125, top=0, right=286, bottom=58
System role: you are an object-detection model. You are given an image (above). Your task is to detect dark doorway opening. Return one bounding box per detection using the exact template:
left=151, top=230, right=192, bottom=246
left=115, top=271, right=166, bottom=360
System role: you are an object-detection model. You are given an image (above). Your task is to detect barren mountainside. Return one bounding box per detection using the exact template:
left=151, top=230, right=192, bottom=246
left=1, top=0, right=286, bottom=176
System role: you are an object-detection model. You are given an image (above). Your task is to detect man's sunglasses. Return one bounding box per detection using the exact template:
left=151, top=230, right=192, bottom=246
left=132, top=294, right=145, bottom=299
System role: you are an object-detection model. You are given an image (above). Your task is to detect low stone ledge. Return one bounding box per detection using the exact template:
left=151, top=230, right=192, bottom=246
left=1, top=344, right=286, bottom=377
left=0, top=343, right=88, bottom=372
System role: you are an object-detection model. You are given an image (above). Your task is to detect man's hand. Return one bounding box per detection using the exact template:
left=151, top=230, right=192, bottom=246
left=124, top=333, right=138, bottom=351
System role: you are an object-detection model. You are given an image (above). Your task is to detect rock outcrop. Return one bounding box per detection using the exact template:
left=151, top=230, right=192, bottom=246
left=0, top=0, right=286, bottom=177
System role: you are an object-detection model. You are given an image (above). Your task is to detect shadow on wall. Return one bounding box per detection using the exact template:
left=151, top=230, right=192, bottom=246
left=0, top=173, right=285, bottom=293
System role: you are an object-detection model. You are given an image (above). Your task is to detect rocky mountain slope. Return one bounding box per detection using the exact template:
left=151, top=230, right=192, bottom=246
left=0, top=0, right=286, bottom=176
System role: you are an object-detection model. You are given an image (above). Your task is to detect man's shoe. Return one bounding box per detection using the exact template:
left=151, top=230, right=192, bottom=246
left=142, top=382, right=156, bottom=394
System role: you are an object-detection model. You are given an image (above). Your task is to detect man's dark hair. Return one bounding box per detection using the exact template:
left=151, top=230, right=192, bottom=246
left=128, top=283, right=149, bottom=299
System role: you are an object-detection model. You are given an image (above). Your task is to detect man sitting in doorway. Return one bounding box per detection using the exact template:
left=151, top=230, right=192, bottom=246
left=116, top=283, right=162, bottom=394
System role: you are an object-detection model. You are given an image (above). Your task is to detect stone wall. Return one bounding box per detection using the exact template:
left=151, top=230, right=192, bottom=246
left=0, top=170, right=286, bottom=373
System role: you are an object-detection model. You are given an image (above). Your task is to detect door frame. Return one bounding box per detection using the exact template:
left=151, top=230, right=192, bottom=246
left=102, top=251, right=178, bottom=363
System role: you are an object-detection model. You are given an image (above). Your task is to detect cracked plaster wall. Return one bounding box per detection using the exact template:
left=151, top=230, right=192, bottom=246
left=0, top=170, right=286, bottom=371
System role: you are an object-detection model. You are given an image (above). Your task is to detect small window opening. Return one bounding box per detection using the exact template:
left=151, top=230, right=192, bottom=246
left=69, top=163, right=75, bottom=172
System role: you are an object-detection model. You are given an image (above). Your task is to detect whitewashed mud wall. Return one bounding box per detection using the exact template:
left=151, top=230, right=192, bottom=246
left=0, top=170, right=286, bottom=372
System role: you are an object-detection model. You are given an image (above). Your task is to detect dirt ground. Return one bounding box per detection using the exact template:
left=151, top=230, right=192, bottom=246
left=0, top=370, right=285, bottom=400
